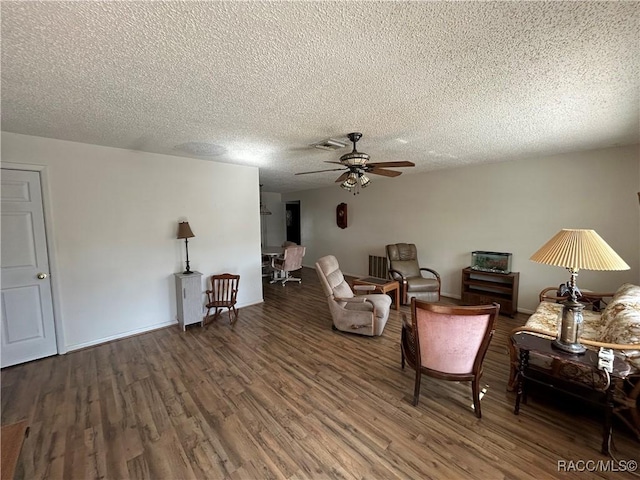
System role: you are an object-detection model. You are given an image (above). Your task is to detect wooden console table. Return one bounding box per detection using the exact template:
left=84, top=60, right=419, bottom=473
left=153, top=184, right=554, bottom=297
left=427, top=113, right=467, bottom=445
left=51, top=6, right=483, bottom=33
left=512, top=332, right=635, bottom=454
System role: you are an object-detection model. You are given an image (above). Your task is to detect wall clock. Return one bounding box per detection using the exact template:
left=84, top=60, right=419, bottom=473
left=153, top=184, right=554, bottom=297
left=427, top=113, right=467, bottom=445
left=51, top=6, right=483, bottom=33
left=336, top=203, right=348, bottom=229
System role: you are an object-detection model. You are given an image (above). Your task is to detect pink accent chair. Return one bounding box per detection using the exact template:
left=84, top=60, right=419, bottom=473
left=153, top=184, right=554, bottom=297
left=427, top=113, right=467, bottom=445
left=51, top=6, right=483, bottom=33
left=270, top=245, right=306, bottom=285
left=401, top=299, right=500, bottom=418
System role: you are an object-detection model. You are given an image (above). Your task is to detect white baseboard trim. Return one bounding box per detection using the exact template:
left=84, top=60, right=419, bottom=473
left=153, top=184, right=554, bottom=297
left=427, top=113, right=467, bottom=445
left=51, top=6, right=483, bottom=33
left=66, top=320, right=176, bottom=352
left=65, top=297, right=266, bottom=353
left=442, top=292, right=461, bottom=300
left=239, top=298, right=265, bottom=309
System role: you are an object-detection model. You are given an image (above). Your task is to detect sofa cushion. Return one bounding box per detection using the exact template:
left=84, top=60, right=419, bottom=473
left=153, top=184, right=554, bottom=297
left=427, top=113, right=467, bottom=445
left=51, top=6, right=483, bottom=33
left=524, top=301, right=603, bottom=341
left=600, top=283, right=640, bottom=345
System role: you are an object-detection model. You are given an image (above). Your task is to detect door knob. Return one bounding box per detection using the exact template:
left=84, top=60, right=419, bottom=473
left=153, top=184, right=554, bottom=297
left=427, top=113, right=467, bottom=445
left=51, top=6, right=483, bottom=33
left=37, top=273, right=48, bottom=279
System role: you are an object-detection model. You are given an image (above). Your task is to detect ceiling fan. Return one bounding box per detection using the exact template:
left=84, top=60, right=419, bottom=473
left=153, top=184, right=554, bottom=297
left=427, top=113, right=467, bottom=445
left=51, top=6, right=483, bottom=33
left=295, top=132, right=415, bottom=194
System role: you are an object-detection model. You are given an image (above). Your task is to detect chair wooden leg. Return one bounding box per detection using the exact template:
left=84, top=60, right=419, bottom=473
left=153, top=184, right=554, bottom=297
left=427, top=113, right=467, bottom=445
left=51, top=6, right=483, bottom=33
left=205, top=307, right=216, bottom=328
left=472, top=378, right=482, bottom=418
left=413, top=371, right=421, bottom=406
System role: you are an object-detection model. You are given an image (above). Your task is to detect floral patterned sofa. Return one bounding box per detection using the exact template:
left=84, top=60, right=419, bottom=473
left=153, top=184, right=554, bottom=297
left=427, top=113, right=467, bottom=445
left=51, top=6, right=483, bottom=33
left=508, top=283, right=640, bottom=439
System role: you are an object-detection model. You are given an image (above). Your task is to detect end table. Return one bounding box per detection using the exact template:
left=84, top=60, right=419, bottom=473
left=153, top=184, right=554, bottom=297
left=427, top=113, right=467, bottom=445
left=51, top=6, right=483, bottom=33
left=511, top=332, right=635, bottom=454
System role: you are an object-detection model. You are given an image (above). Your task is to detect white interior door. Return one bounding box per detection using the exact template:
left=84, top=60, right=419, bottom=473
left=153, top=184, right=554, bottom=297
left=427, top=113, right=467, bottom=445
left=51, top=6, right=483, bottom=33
left=1, top=169, right=57, bottom=367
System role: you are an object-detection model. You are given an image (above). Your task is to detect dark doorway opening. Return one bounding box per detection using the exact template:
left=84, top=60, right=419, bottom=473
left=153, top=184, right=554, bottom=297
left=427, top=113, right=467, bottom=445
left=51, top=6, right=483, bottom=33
left=286, top=201, right=301, bottom=245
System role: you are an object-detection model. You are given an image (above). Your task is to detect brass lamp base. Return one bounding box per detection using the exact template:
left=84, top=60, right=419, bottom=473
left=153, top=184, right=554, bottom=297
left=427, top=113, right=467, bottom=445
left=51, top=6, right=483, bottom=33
left=551, top=337, right=586, bottom=354
left=552, top=298, right=586, bottom=355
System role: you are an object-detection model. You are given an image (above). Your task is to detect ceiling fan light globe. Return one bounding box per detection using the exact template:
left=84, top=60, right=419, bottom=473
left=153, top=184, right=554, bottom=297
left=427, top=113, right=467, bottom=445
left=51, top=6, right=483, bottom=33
left=360, top=175, right=371, bottom=188
left=340, top=181, right=353, bottom=192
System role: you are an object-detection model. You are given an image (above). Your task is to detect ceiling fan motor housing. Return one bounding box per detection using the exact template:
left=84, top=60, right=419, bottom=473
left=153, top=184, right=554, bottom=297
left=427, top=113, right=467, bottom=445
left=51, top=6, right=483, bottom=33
left=295, top=131, right=414, bottom=188
left=340, top=151, right=369, bottom=166
left=347, top=132, right=362, bottom=144
left=341, top=132, right=369, bottom=166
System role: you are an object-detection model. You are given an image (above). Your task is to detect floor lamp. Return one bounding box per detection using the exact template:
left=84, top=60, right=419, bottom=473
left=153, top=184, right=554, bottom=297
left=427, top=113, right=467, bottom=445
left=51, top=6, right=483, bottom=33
left=530, top=229, right=629, bottom=354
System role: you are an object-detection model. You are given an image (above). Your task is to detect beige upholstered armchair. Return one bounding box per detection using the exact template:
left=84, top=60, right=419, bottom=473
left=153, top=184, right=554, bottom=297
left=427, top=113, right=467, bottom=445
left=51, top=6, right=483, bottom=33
left=315, top=255, right=391, bottom=336
left=386, top=243, right=441, bottom=305
left=271, top=245, right=306, bottom=285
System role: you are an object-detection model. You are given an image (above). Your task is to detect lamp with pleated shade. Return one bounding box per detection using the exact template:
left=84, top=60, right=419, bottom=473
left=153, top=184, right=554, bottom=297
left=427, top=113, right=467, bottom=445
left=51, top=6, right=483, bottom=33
left=530, top=229, right=629, bottom=353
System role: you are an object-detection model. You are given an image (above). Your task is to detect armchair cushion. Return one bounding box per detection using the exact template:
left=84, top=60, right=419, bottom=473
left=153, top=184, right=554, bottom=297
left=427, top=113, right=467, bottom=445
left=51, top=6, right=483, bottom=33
left=406, top=276, right=440, bottom=293
left=390, top=260, right=421, bottom=278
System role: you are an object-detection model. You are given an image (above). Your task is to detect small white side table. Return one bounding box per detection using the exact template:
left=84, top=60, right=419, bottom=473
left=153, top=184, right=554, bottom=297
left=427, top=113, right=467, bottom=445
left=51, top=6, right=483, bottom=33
left=174, top=271, right=203, bottom=331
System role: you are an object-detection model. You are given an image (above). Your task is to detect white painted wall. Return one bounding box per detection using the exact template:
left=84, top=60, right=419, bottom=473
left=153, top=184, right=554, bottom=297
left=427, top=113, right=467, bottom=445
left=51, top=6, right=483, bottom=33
left=260, top=191, right=286, bottom=247
left=1, top=132, right=263, bottom=351
left=283, top=145, right=640, bottom=312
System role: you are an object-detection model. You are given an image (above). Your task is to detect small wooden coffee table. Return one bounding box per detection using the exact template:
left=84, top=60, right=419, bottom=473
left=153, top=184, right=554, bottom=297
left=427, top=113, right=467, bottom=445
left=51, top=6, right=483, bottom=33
left=352, top=277, right=400, bottom=310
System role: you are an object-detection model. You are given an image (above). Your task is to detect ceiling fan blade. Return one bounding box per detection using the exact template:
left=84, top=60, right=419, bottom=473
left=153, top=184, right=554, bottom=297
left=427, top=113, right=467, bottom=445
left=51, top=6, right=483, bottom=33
left=367, top=161, right=415, bottom=168
left=368, top=168, right=403, bottom=177
left=334, top=172, right=349, bottom=183
left=295, top=168, right=346, bottom=175
left=324, top=161, right=346, bottom=165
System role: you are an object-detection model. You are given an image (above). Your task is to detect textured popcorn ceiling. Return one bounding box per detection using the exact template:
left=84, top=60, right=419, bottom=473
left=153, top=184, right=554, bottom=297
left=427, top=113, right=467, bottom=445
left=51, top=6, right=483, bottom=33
left=2, top=1, right=638, bottom=192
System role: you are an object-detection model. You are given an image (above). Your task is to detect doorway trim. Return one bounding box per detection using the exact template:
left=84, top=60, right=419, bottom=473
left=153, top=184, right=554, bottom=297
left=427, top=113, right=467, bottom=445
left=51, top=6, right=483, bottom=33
left=2, top=162, right=66, bottom=354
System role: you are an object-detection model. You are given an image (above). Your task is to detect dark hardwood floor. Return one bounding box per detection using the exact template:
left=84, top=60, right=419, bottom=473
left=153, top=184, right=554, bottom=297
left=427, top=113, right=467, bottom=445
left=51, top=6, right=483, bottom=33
left=2, top=267, right=638, bottom=479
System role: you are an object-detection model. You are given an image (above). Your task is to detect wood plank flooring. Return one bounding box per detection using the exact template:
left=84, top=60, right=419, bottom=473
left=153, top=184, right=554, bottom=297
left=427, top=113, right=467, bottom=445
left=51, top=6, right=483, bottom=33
left=2, top=267, right=638, bottom=479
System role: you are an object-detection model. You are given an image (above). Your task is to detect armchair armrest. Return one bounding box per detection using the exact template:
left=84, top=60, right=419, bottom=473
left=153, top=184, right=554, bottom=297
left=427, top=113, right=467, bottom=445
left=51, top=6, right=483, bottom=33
left=509, top=325, right=640, bottom=351
left=539, top=286, right=614, bottom=311
left=389, top=268, right=407, bottom=282
left=353, top=284, right=377, bottom=293
left=334, top=296, right=367, bottom=303
left=539, top=286, right=561, bottom=302
left=401, top=313, right=417, bottom=370
left=401, top=313, right=412, bottom=331
left=419, top=267, right=440, bottom=280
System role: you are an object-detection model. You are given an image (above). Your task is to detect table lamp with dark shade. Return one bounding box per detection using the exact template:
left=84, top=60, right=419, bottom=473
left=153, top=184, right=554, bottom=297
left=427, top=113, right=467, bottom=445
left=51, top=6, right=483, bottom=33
left=177, top=221, right=195, bottom=274
left=530, top=229, right=629, bottom=354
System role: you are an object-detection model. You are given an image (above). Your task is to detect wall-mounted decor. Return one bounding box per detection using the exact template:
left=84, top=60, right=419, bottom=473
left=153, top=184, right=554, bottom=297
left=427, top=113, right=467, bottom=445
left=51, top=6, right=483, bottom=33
left=336, top=203, right=348, bottom=229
